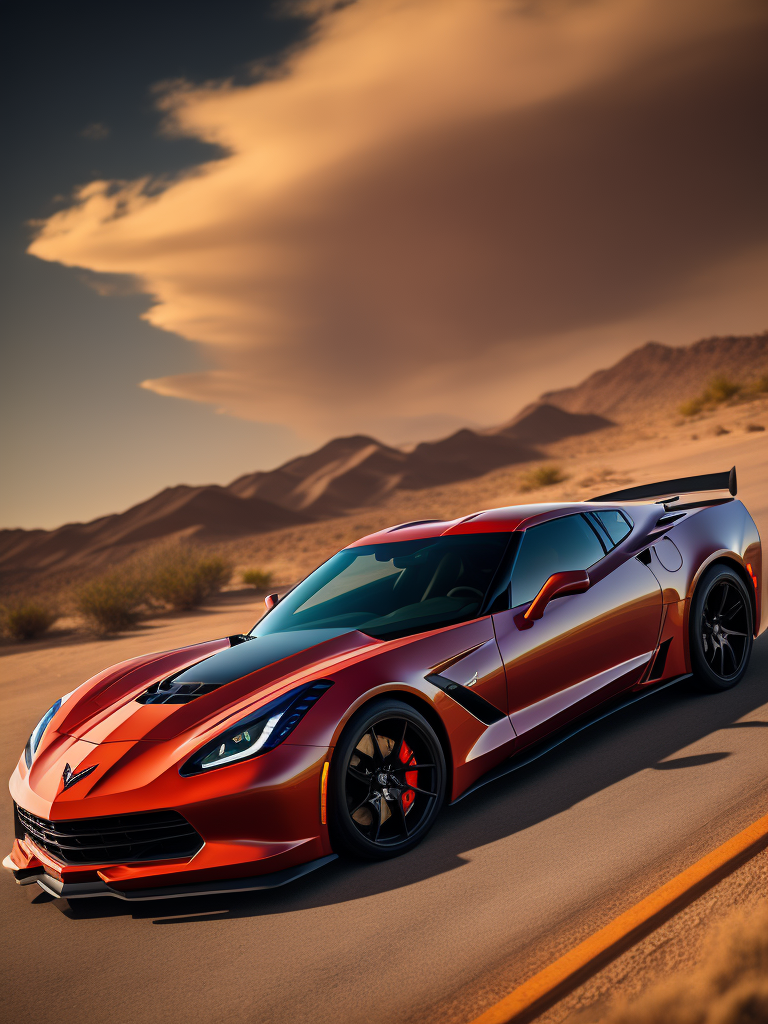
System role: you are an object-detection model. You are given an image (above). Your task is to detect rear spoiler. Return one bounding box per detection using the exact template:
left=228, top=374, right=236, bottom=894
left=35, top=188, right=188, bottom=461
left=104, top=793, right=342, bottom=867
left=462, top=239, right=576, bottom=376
left=591, top=466, right=737, bottom=502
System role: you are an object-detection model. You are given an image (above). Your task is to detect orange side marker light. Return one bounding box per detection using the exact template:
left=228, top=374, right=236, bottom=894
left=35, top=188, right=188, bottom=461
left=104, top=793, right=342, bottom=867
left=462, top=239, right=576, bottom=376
left=320, top=761, right=329, bottom=825
left=746, top=563, right=758, bottom=589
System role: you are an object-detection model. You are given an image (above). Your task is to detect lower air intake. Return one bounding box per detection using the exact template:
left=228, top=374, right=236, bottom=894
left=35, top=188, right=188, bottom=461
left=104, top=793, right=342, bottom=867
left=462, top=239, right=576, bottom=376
left=14, top=804, right=203, bottom=866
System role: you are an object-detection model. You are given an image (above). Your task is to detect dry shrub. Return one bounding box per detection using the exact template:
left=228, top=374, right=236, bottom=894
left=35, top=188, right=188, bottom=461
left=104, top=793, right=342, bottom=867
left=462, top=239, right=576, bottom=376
left=518, top=465, right=567, bottom=492
left=681, top=376, right=745, bottom=417
left=714, top=425, right=730, bottom=436
left=680, top=396, right=705, bottom=417
left=745, top=423, right=765, bottom=433
left=76, top=570, right=146, bottom=634
left=147, top=545, right=232, bottom=610
left=1, top=600, right=58, bottom=641
left=72, top=545, right=233, bottom=631
left=704, top=376, right=742, bottom=404
left=242, top=568, right=273, bottom=589
left=579, top=468, right=625, bottom=489
left=599, top=902, right=768, bottom=1024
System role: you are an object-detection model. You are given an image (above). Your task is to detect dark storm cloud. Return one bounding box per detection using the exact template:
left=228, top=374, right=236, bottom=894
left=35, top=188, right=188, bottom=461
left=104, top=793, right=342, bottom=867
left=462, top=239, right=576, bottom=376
left=28, top=0, right=768, bottom=441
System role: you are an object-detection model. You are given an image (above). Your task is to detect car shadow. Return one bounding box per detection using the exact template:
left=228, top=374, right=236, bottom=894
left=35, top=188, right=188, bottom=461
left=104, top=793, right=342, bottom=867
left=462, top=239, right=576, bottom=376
left=51, top=637, right=767, bottom=926
left=650, top=751, right=731, bottom=769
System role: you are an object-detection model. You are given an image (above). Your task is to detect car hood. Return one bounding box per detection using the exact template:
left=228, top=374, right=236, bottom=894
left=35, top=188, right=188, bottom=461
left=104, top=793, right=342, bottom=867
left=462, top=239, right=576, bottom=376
left=55, top=628, right=381, bottom=745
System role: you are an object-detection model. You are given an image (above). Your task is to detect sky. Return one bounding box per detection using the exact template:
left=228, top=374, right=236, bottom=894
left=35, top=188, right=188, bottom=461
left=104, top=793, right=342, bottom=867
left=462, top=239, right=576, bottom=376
left=2, top=0, right=767, bottom=530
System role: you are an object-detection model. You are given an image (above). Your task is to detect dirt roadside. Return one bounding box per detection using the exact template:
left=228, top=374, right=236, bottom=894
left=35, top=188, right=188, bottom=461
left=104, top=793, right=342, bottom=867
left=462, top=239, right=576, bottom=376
left=539, top=849, right=768, bottom=1023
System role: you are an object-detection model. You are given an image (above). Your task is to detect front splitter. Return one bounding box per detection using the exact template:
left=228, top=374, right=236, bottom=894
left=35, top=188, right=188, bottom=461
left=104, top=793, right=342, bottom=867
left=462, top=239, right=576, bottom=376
left=3, top=853, right=338, bottom=900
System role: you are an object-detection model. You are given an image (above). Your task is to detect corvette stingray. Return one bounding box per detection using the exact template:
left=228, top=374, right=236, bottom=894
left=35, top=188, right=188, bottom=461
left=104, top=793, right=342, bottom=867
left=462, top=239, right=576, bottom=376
left=5, top=467, right=763, bottom=900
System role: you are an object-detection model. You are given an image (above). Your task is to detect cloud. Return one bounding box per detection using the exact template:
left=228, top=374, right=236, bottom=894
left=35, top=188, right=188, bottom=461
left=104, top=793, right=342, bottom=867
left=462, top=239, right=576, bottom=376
left=80, top=122, right=110, bottom=140
left=30, top=0, right=768, bottom=442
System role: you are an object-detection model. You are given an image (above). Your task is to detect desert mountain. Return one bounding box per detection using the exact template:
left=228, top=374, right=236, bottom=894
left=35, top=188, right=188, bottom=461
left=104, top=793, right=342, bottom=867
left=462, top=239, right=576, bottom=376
left=493, top=403, right=614, bottom=444
left=2, top=332, right=765, bottom=584
left=224, top=406, right=613, bottom=515
left=229, top=427, right=561, bottom=516
left=540, top=332, right=768, bottom=421
left=0, top=486, right=312, bottom=575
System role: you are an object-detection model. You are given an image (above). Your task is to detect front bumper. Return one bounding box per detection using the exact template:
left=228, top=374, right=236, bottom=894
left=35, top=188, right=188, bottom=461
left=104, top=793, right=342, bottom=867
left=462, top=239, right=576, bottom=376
left=7, top=740, right=335, bottom=896
left=3, top=851, right=337, bottom=899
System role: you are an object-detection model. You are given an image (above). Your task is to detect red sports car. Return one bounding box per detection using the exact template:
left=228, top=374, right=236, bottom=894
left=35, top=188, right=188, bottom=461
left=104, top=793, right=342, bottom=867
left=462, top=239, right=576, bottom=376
left=5, top=467, right=764, bottom=900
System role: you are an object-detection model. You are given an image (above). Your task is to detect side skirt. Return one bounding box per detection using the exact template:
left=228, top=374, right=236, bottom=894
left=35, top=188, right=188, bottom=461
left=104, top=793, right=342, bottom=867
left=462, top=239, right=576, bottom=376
left=451, top=675, right=691, bottom=805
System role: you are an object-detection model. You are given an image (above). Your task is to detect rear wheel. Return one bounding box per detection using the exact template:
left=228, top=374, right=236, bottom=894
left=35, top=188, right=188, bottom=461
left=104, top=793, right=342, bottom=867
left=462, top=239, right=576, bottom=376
left=329, top=699, right=446, bottom=860
left=689, top=565, right=753, bottom=692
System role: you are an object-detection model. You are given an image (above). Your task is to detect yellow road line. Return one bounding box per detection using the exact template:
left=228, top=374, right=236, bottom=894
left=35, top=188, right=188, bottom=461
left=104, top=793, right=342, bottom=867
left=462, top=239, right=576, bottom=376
left=469, top=812, right=768, bottom=1024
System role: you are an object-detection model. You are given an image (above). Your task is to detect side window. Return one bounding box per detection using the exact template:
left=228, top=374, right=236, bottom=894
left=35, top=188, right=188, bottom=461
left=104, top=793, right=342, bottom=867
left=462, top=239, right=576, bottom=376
left=510, top=514, right=605, bottom=606
left=593, top=509, right=632, bottom=547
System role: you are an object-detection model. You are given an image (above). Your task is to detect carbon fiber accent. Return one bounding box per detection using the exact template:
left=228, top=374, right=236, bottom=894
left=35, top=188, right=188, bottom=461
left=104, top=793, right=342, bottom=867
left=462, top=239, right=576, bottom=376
left=591, top=466, right=736, bottom=502
left=425, top=673, right=507, bottom=725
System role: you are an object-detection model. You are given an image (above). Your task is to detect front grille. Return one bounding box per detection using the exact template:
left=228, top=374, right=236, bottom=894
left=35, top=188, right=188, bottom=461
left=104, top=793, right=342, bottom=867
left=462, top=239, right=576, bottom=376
left=14, top=804, right=203, bottom=866
left=137, top=678, right=223, bottom=704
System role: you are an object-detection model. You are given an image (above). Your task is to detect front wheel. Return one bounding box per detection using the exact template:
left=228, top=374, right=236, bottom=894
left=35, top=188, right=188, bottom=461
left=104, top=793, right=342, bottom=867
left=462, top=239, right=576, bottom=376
left=328, top=699, right=446, bottom=860
left=689, top=565, right=753, bottom=692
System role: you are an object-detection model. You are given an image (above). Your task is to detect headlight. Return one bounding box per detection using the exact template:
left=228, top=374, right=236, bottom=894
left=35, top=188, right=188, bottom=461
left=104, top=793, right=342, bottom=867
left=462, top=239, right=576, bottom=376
left=24, top=690, right=75, bottom=768
left=180, top=680, right=333, bottom=776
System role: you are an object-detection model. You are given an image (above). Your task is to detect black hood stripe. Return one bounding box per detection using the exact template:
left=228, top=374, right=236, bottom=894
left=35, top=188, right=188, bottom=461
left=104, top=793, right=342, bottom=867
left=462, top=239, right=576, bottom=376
left=172, top=628, right=356, bottom=686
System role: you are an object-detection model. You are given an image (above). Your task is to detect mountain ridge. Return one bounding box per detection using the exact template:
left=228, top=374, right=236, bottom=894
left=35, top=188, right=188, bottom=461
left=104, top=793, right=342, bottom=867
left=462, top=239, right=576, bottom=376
left=539, top=333, right=767, bottom=420
left=2, top=331, right=766, bottom=582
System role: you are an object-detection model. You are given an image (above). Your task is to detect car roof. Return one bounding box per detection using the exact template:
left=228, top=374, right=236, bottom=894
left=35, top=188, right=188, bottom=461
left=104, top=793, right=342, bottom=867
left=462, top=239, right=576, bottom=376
left=347, top=502, right=631, bottom=547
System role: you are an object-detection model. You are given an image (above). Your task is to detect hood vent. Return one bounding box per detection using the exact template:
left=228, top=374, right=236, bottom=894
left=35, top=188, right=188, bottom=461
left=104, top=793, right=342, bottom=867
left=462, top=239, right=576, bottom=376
left=387, top=519, right=444, bottom=532
left=136, top=678, right=224, bottom=704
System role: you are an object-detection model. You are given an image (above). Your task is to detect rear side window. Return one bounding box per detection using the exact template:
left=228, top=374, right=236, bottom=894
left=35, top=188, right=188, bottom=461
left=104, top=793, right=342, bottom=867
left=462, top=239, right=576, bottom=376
left=510, top=514, right=605, bottom=606
left=593, top=509, right=632, bottom=547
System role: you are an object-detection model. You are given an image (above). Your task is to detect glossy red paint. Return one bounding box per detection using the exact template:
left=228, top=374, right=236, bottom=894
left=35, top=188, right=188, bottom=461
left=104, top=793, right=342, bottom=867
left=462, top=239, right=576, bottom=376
left=495, top=556, right=662, bottom=747
left=6, top=493, right=763, bottom=899
left=523, top=570, right=590, bottom=621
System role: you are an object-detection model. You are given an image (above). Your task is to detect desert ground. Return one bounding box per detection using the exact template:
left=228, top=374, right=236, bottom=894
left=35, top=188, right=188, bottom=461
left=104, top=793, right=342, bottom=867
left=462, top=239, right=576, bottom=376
left=1, top=414, right=766, bottom=1024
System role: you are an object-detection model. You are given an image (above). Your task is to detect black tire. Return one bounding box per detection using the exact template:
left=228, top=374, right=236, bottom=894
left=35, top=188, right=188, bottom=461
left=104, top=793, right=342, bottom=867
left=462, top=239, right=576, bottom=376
left=689, top=564, right=753, bottom=692
left=328, top=699, right=446, bottom=861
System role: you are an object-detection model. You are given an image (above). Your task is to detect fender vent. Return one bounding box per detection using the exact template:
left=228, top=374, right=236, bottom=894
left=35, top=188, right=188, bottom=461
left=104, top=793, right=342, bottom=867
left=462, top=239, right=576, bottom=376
left=425, top=673, right=506, bottom=725
left=648, top=638, right=673, bottom=680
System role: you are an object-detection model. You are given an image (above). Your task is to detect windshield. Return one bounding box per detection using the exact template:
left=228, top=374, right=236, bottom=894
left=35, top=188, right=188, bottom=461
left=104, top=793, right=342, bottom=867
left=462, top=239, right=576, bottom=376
left=251, top=534, right=513, bottom=641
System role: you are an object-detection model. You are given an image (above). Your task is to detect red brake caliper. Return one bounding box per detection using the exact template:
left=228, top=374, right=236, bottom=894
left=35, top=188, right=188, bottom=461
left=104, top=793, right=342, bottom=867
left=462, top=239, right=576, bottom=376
left=399, top=741, right=417, bottom=811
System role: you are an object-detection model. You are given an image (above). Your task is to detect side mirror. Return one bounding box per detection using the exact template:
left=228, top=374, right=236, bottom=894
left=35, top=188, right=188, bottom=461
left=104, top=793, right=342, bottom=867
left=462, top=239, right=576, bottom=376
left=264, top=593, right=280, bottom=610
left=524, top=570, right=590, bottom=622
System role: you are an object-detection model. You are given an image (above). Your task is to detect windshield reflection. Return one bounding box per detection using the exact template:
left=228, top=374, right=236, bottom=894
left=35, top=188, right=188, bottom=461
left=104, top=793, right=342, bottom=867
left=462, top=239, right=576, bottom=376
left=251, top=534, right=513, bottom=641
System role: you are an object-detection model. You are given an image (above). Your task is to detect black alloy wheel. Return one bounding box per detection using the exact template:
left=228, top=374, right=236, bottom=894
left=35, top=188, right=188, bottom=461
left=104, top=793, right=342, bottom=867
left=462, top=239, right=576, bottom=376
left=690, top=565, right=753, bottom=692
left=329, top=699, right=446, bottom=860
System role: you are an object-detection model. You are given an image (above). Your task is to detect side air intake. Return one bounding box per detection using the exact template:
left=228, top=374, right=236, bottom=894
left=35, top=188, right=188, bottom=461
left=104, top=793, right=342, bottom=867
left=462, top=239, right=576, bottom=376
left=591, top=466, right=736, bottom=502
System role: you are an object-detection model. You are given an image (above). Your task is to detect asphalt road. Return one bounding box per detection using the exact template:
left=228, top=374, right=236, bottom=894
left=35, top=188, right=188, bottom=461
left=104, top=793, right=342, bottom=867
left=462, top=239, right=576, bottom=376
left=1, top=599, right=766, bottom=1024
